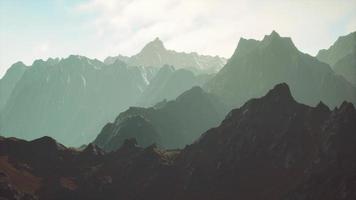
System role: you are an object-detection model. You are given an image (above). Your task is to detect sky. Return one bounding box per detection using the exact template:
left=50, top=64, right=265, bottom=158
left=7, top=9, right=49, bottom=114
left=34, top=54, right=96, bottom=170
left=0, top=0, right=355, bottom=77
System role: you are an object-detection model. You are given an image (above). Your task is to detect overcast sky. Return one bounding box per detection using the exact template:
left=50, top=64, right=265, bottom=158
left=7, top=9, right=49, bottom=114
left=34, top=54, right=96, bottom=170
left=0, top=0, right=355, bottom=77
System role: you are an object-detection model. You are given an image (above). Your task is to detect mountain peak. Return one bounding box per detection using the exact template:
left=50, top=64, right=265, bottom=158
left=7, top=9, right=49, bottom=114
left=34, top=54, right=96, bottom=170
left=154, top=37, right=161, bottom=42
left=5, top=61, right=27, bottom=75
left=176, top=86, right=205, bottom=102
left=232, top=37, right=260, bottom=59
left=262, top=30, right=282, bottom=41
left=338, top=101, right=355, bottom=113
left=30, top=136, right=65, bottom=151
left=270, top=30, right=280, bottom=37
left=264, top=83, right=294, bottom=102
left=261, top=31, right=297, bottom=53
left=141, top=37, right=166, bottom=53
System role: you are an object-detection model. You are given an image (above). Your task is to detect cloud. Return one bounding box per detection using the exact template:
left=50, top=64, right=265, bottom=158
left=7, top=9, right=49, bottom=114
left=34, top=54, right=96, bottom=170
left=1, top=0, right=355, bottom=77
left=75, top=0, right=356, bottom=58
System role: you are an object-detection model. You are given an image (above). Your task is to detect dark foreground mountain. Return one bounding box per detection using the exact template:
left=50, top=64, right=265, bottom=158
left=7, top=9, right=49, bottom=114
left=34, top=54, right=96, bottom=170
left=104, top=38, right=227, bottom=74
left=94, top=86, right=228, bottom=150
left=0, top=56, right=157, bottom=146
left=1, top=83, right=356, bottom=200
left=206, top=31, right=356, bottom=108
left=317, top=31, right=356, bottom=86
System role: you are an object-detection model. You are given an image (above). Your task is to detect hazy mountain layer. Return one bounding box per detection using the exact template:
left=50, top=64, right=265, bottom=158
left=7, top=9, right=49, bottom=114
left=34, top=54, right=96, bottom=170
left=104, top=38, right=227, bottom=74
left=137, top=65, right=214, bottom=107
left=1, top=83, right=355, bottom=200
left=205, top=31, right=356, bottom=108
left=334, top=52, right=356, bottom=86
left=94, top=115, right=161, bottom=151
left=94, top=86, right=228, bottom=150
left=317, top=31, right=356, bottom=67
left=0, top=56, right=157, bottom=146
left=317, top=32, right=356, bottom=87
left=0, top=62, right=27, bottom=111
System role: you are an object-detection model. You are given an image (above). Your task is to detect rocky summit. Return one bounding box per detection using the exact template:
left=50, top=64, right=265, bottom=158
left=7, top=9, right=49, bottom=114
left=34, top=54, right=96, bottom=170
left=105, top=38, right=227, bottom=74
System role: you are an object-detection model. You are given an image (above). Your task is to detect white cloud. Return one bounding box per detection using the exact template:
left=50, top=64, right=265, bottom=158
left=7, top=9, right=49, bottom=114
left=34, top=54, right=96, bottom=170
left=74, top=0, right=356, bottom=59
left=0, top=0, right=355, bottom=77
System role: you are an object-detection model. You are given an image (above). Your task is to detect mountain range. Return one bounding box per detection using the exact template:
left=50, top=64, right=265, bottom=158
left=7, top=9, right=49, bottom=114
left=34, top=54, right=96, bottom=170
left=1, top=31, right=355, bottom=148
left=0, top=41, right=219, bottom=146
left=206, top=31, right=356, bottom=109
left=0, top=56, right=157, bottom=146
left=1, top=83, right=355, bottom=200
left=0, top=31, right=355, bottom=200
left=104, top=37, right=227, bottom=74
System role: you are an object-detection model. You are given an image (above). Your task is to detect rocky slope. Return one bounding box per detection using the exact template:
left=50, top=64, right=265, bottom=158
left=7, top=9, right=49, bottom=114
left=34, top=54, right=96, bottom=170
left=0, top=62, right=27, bottom=111
left=333, top=52, right=356, bottom=86
left=317, top=31, right=356, bottom=67
left=1, top=83, right=355, bottom=200
left=94, top=86, right=228, bottom=150
left=137, top=65, right=213, bottom=107
left=0, top=56, right=157, bottom=146
left=205, top=31, right=356, bottom=108
left=317, top=31, right=356, bottom=87
left=104, top=38, right=226, bottom=74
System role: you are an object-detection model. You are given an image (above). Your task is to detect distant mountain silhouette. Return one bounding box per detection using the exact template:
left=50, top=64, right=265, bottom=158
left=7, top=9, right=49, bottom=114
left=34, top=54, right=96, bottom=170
left=0, top=56, right=158, bottom=146
left=94, top=115, right=161, bottom=151
left=206, top=31, right=356, bottom=108
left=317, top=31, right=356, bottom=86
left=0, top=48, right=219, bottom=147
left=104, top=37, right=227, bottom=73
left=137, top=65, right=214, bottom=107
left=1, top=83, right=355, bottom=200
left=94, top=86, right=228, bottom=150
left=333, top=52, right=356, bottom=86
left=317, top=31, right=356, bottom=66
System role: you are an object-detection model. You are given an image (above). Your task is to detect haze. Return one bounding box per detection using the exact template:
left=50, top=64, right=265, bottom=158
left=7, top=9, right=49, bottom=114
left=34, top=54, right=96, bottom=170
left=0, top=0, right=355, bottom=77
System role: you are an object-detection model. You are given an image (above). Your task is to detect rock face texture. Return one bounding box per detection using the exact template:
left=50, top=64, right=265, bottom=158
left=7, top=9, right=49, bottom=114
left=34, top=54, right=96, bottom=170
left=206, top=31, right=356, bottom=108
left=94, top=86, right=228, bottom=150
left=1, top=83, right=356, bottom=200
left=0, top=56, right=157, bottom=146
left=104, top=37, right=227, bottom=74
